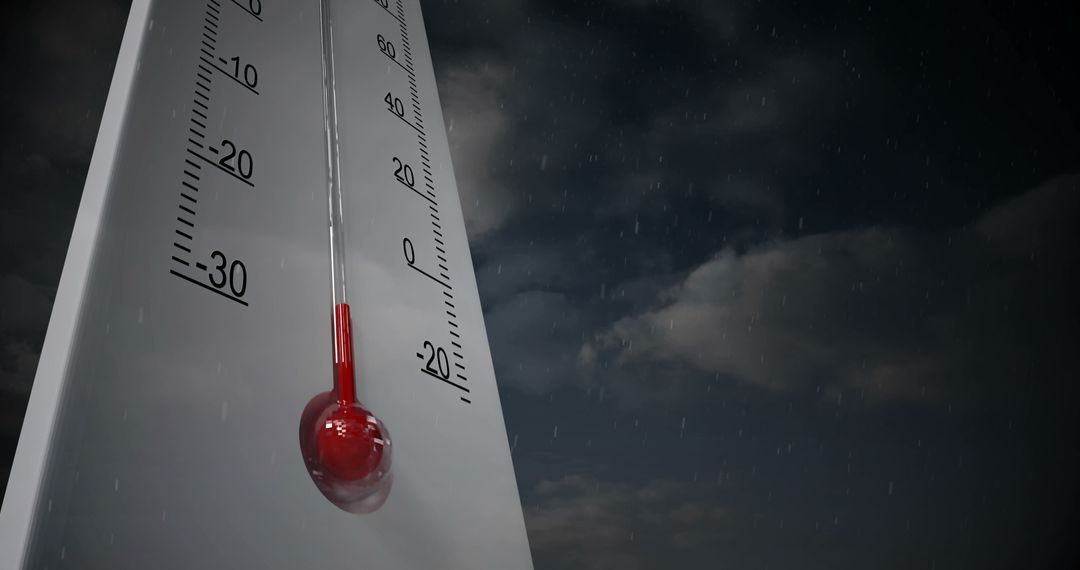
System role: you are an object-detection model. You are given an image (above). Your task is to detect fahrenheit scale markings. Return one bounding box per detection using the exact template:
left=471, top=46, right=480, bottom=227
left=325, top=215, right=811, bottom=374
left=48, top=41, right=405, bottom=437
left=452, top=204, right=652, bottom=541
left=382, top=0, right=471, bottom=404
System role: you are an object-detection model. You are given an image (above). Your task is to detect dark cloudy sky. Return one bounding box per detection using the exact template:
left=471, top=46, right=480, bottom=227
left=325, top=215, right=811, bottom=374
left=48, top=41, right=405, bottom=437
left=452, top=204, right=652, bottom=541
left=3, top=0, right=1080, bottom=568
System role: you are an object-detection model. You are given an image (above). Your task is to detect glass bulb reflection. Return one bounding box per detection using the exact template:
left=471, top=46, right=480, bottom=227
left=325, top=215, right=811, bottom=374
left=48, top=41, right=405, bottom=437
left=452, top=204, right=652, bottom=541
left=300, top=391, right=392, bottom=513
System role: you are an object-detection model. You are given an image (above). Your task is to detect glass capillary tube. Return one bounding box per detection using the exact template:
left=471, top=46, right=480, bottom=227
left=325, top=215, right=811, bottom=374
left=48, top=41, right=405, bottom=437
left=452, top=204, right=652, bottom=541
left=301, top=0, right=391, bottom=514
left=319, top=0, right=355, bottom=406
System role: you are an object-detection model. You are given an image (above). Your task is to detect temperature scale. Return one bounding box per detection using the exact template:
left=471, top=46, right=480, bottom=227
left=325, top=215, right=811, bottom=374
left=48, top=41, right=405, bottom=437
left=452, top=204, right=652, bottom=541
left=0, top=0, right=532, bottom=567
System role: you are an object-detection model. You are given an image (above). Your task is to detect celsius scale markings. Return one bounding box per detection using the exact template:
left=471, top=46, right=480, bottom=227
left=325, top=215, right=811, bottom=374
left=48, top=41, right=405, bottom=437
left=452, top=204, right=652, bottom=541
left=169, top=0, right=257, bottom=307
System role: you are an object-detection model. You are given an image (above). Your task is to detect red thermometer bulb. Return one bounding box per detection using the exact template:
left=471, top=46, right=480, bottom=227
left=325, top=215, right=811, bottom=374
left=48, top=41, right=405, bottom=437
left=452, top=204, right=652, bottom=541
left=298, top=0, right=392, bottom=514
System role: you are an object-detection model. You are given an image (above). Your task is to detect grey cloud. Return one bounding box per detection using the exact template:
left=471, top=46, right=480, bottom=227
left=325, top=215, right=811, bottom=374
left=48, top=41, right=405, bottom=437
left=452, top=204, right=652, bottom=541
left=435, top=1, right=766, bottom=236
left=976, top=173, right=1080, bottom=254
left=475, top=238, right=684, bottom=397
left=642, top=52, right=844, bottom=230
left=525, top=475, right=728, bottom=570
left=485, top=290, right=587, bottom=394
left=580, top=175, right=1080, bottom=407
left=433, top=0, right=852, bottom=250
left=431, top=0, right=1078, bottom=419
left=474, top=248, right=569, bottom=306
left=442, top=60, right=518, bottom=237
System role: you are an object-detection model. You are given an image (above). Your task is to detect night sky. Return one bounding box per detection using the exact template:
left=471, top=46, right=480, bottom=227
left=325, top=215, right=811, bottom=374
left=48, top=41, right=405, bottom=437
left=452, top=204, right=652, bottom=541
left=3, top=0, right=1080, bottom=568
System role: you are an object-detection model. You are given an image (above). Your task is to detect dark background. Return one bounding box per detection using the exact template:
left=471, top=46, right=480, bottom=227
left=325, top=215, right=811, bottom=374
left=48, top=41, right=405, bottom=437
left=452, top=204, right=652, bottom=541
left=3, top=0, right=1079, bottom=567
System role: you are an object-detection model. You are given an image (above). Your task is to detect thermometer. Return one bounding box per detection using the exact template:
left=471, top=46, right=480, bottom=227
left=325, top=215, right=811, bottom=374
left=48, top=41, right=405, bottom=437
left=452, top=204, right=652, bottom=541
left=0, top=0, right=533, bottom=567
left=298, top=0, right=392, bottom=514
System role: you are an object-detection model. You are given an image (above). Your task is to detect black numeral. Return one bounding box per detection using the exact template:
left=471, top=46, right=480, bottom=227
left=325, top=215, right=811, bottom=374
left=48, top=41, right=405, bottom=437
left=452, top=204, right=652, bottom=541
left=384, top=92, right=405, bottom=118
left=230, top=56, right=258, bottom=89
left=393, top=156, right=415, bottom=187
left=377, top=34, right=396, bottom=59
left=209, top=250, right=247, bottom=297
left=217, top=139, right=254, bottom=179
left=422, top=341, right=450, bottom=380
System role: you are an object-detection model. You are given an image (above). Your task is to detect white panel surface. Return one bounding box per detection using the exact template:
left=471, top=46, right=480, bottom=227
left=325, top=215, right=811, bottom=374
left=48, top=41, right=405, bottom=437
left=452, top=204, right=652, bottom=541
left=0, top=1, right=532, bottom=568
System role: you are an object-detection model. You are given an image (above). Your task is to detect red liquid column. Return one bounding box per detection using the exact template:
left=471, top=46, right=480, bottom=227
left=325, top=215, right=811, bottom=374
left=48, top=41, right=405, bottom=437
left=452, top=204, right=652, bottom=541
left=297, top=0, right=392, bottom=514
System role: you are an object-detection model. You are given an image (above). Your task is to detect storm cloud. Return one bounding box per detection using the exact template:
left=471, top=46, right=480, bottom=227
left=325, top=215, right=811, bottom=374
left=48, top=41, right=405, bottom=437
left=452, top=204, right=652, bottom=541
left=425, top=0, right=1080, bottom=566
left=582, top=176, right=1080, bottom=407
